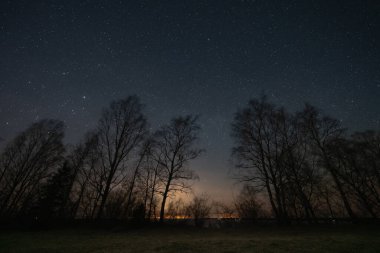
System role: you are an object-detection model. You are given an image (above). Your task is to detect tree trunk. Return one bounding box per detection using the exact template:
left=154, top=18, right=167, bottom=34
left=159, top=176, right=172, bottom=223
left=97, top=178, right=112, bottom=219
left=330, top=169, right=356, bottom=219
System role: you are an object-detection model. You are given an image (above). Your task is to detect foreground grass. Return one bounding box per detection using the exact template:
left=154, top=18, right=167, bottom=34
left=1, top=225, right=380, bottom=253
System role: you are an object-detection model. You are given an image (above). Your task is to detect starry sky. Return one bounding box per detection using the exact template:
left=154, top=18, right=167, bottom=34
left=1, top=0, right=379, bottom=202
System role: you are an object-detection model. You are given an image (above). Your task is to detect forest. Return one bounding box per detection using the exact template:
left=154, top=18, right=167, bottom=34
left=0, top=95, right=379, bottom=226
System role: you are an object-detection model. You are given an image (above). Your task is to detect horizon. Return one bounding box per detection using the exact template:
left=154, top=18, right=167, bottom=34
left=1, top=0, right=379, bottom=213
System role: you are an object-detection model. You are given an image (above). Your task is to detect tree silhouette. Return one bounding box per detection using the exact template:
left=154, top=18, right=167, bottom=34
left=299, top=104, right=356, bottom=219
left=0, top=119, right=65, bottom=218
left=235, top=185, right=264, bottom=219
left=232, top=97, right=380, bottom=221
left=231, top=97, right=291, bottom=223
left=95, top=96, right=147, bottom=219
left=186, top=193, right=211, bottom=227
left=154, top=115, right=203, bottom=223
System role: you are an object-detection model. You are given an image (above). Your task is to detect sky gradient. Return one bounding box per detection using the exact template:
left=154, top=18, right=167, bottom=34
left=1, top=0, right=379, bottom=202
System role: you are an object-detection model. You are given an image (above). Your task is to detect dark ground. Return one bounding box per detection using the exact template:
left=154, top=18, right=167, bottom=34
left=1, top=224, right=380, bottom=253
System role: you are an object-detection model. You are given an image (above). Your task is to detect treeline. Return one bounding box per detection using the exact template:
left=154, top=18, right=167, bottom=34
left=231, top=96, right=380, bottom=223
left=0, top=95, right=379, bottom=225
left=0, top=96, right=202, bottom=223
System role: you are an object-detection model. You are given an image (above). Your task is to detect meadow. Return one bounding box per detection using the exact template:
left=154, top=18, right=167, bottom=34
left=1, top=225, right=379, bottom=253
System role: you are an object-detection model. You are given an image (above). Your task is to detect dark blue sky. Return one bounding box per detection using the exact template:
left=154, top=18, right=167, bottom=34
left=1, top=0, right=379, bottom=201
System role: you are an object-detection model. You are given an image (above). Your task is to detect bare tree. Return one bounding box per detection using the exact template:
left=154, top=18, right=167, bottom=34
left=185, top=193, right=212, bottom=227
left=328, top=134, right=380, bottom=218
left=154, top=115, right=203, bottom=223
left=95, top=96, right=147, bottom=218
left=67, top=132, right=99, bottom=218
left=0, top=119, right=65, bottom=217
left=135, top=137, right=163, bottom=220
left=167, top=198, right=185, bottom=220
left=234, top=185, right=264, bottom=219
left=231, top=97, right=290, bottom=223
left=299, top=104, right=356, bottom=219
left=124, top=138, right=152, bottom=217
left=231, top=98, right=329, bottom=223
left=281, top=110, right=319, bottom=221
left=213, top=201, right=236, bottom=219
left=146, top=153, right=162, bottom=220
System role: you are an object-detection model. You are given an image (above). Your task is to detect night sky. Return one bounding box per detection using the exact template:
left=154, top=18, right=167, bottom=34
left=1, top=0, right=379, bottom=201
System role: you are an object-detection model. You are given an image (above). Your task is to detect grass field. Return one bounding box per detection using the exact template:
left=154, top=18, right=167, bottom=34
left=1, top=225, right=380, bottom=253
